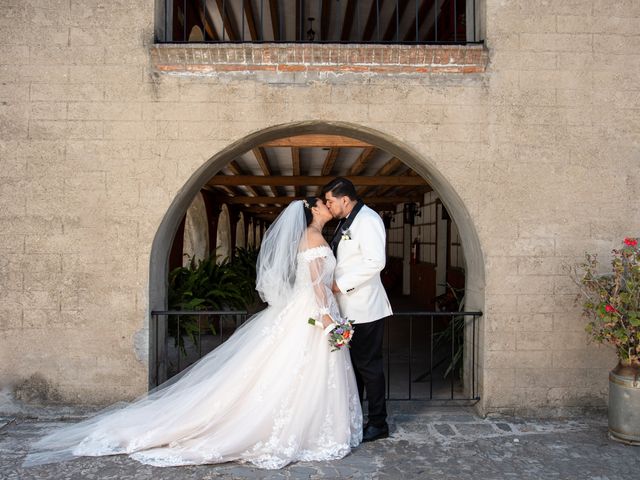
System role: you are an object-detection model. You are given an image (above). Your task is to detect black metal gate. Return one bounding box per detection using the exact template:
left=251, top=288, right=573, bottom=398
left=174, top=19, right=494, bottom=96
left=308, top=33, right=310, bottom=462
left=151, top=310, right=481, bottom=403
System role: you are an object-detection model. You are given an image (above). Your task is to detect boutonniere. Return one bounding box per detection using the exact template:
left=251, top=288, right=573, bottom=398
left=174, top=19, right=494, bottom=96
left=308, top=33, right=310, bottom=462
left=341, top=229, right=352, bottom=241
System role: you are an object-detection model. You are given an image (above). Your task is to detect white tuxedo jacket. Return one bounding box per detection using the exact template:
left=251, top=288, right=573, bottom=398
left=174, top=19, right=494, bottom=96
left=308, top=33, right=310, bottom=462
left=334, top=205, right=393, bottom=324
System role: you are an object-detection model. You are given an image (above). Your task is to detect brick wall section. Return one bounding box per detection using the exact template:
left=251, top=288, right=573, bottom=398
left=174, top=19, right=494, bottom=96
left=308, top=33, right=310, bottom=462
left=151, top=43, right=489, bottom=75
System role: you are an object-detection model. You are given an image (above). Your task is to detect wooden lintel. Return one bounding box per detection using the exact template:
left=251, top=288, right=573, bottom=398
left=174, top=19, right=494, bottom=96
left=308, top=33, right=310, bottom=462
left=208, top=175, right=427, bottom=187
left=222, top=195, right=422, bottom=205
left=261, top=135, right=372, bottom=148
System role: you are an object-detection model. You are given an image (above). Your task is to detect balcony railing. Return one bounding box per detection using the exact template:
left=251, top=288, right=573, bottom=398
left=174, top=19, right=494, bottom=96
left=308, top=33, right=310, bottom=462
left=155, top=0, right=481, bottom=45
left=150, top=309, right=482, bottom=403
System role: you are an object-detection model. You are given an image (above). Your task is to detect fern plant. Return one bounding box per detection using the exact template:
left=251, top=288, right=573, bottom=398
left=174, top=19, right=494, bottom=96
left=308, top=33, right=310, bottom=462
left=167, top=249, right=258, bottom=355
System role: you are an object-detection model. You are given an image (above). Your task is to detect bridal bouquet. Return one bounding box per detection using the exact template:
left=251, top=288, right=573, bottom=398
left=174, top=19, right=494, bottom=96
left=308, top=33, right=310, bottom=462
left=308, top=316, right=354, bottom=351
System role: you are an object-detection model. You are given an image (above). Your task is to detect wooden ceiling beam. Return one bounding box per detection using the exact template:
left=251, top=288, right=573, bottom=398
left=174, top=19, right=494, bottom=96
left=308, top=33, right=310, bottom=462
left=269, top=0, right=280, bottom=40
left=321, top=0, right=332, bottom=41
left=243, top=0, right=259, bottom=41
left=347, top=146, right=377, bottom=175
left=376, top=169, right=420, bottom=196
left=321, top=148, right=340, bottom=176
left=403, top=0, right=430, bottom=42
left=363, top=0, right=386, bottom=41
left=214, top=0, right=240, bottom=41
left=222, top=195, right=422, bottom=205
left=198, top=3, right=219, bottom=40
left=316, top=147, right=340, bottom=195
left=358, top=157, right=404, bottom=196
left=210, top=185, right=237, bottom=197
left=340, top=0, right=357, bottom=41
left=260, top=135, right=371, bottom=148
left=252, top=147, right=279, bottom=197
left=226, top=160, right=260, bottom=197
left=291, top=147, right=301, bottom=197
left=242, top=206, right=285, bottom=214
left=295, top=0, right=301, bottom=40
left=208, top=175, right=427, bottom=187
left=383, top=0, right=411, bottom=42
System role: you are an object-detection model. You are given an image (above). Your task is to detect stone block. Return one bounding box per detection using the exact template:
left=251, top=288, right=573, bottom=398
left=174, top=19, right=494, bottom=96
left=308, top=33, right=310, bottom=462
left=71, top=28, right=143, bottom=47
left=486, top=349, right=552, bottom=369
left=0, top=103, right=29, bottom=139
left=29, top=45, right=104, bottom=65
left=0, top=45, right=29, bottom=65
left=516, top=331, right=556, bottom=351
left=0, top=25, right=68, bottom=46
left=486, top=331, right=516, bottom=351
left=103, top=121, right=155, bottom=140
left=520, top=33, right=592, bottom=53
left=30, top=83, right=104, bottom=102
left=67, top=102, right=142, bottom=121
left=68, top=65, right=143, bottom=84
left=0, top=83, right=29, bottom=101
left=593, top=0, right=640, bottom=18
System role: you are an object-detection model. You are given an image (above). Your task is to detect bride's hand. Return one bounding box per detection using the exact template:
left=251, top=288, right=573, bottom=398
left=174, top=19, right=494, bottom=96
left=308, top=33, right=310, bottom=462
left=321, top=314, right=334, bottom=329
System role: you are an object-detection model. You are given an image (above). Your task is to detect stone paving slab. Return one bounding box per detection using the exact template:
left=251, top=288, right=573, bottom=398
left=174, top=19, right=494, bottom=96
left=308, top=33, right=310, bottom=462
left=1, top=403, right=638, bottom=479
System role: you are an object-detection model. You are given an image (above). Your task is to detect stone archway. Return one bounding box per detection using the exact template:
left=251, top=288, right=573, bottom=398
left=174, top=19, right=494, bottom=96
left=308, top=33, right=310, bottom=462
left=149, top=121, right=486, bottom=397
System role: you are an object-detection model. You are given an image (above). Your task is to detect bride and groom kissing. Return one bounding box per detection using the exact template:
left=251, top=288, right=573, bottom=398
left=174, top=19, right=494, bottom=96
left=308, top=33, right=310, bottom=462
left=24, top=178, right=394, bottom=470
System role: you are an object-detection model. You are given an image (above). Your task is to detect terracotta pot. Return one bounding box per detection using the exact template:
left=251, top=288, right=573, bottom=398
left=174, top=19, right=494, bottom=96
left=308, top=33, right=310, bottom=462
left=608, top=360, right=640, bottom=445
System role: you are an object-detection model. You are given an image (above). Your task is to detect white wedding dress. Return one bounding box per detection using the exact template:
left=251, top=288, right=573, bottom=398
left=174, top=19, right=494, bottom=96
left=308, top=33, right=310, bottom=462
left=24, top=245, right=362, bottom=469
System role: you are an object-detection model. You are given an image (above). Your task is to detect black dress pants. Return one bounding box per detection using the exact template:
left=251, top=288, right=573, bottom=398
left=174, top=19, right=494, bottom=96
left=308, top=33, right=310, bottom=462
left=349, top=317, right=387, bottom=428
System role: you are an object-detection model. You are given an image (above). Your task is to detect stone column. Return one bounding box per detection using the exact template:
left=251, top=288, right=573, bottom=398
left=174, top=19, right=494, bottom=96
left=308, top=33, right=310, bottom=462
left=169, top=215, right=186, bottom=272
left=201, top=189, right=222, bottom=258
left=227, top=205, right=240, bottom=258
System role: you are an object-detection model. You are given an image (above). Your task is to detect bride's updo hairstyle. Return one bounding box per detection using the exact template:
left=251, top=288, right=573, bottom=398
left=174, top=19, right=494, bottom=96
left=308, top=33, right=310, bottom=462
left=302, top=197, right=319, bottom=226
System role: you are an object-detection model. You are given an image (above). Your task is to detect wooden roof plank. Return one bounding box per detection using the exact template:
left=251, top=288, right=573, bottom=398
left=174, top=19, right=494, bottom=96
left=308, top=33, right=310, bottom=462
left=243, top=0, right=259, bottom=41
left=214, top=0, right=240, bottom=41
left=252, top=147, right=279, bottom=197
left=208, top=175, right=427, bottom=186
left=341, top=0, right=357, bottom=41
left=269, top=0, right=280, bottom=40
left=291, top=147, right=301, bottom=197
left=261, top=135, right=371, bottom=148
left=347, top=147, right=377, bottom=175
left=321, top=148, right=340, bottom=176
left=358, top=157, right=404, bottom=196
left=223, top=195, right=422, bottom=205
left=226, top=160, right=261, bottom=197
left=321, top=0, right=332, bottom=41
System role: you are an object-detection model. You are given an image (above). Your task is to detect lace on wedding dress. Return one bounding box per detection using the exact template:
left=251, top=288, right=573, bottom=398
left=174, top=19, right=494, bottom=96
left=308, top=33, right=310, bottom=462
left=24, top=234, right=362, bottom=470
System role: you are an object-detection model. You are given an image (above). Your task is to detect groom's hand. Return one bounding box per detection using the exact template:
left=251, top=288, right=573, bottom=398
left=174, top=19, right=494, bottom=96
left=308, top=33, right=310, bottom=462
left=331, top=281, right=341, bottom=294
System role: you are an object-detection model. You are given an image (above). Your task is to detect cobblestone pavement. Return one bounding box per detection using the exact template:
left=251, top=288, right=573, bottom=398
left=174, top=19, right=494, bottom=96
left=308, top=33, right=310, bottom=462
left=1, top=402, right=638, bottom=480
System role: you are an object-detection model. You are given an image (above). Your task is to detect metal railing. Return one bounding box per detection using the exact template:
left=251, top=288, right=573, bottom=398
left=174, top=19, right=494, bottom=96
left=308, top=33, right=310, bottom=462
left=156, top=0, right=480, bottom=45
left=151, top=309, right=481, bottom=403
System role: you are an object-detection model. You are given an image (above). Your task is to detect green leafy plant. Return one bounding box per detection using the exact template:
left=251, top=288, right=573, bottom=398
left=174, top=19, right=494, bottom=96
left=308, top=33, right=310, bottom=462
left=570, top=237, right=640, bottom=365
left=168, top=248, right=259, bottom=355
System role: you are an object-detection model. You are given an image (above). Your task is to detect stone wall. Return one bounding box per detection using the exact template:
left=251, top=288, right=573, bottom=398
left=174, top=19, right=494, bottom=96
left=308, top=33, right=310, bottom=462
left=1, top=0, right=638, bottom=414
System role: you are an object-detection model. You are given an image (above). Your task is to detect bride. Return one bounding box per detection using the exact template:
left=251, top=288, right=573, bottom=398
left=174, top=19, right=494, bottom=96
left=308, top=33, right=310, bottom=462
left=24, top=198, right=362, bottom=469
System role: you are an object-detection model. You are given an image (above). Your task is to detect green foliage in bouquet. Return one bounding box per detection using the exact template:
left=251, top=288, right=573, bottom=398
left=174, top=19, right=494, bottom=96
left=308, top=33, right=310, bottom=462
left=570, top=238, right=640, bottom=364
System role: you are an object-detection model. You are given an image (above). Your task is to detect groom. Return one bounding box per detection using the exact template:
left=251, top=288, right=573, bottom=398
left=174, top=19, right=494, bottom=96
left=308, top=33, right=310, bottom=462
left=322, top=177, right=393, bottom=442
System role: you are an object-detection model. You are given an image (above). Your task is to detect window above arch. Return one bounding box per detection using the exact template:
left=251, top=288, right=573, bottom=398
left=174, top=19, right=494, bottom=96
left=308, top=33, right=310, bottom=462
left=155, top=0, right=481, bottom=44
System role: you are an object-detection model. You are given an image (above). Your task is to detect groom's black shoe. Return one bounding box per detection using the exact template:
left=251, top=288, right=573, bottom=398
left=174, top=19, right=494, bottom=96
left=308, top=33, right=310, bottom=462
left=362, top=423, right=389, bottom=442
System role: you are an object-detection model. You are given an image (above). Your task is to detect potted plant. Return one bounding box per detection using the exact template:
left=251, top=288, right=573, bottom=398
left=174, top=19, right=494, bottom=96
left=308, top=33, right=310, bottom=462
left=570, top=237, right=640, bottom=445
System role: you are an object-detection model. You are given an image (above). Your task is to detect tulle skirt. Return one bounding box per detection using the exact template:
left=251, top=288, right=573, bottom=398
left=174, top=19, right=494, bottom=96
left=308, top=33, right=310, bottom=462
left=23, top=295, right=362, bottom=469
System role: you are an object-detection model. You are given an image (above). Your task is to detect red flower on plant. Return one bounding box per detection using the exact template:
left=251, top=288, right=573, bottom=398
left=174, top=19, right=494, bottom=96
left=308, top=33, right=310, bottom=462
left=624, top=237, right=638, bottom=247
left=605, top=304, right=618, bottom=313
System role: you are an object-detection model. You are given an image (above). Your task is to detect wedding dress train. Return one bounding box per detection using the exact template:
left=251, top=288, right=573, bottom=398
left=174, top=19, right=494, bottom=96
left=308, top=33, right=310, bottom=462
left=24, top=245, right=362, bottom=469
